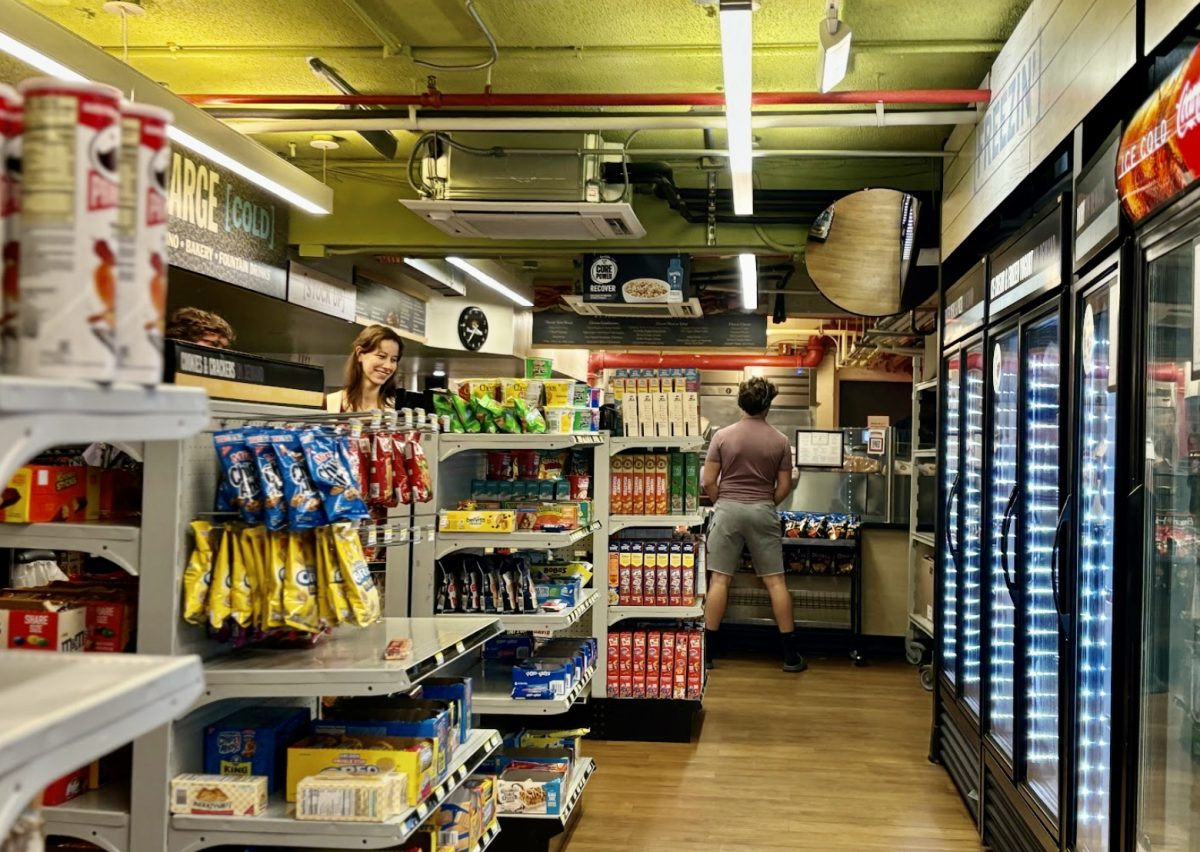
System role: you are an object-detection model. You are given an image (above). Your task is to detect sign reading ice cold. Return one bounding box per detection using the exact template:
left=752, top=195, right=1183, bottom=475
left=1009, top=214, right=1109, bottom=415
left=166, top=149, right=289, bottom=298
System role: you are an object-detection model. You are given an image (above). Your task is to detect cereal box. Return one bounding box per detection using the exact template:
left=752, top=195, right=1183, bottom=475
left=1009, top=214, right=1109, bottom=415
left=618, top=631, right=632, bottom=674
left=618, top=673, right=633, bottom=698
left=631, top=455, right=646, bottom=515
left=669, top=452, right=684, bottom=514
left=632, top=631, right=647, bottom=698
left=673, top=632, right=689, bottom=699
left=653, top=392, right=670, bottom=438
left=618, top=541, right=633, bottom=605
left=684, top=453, right=700, bottom=513
left=652, top=454, right=668, bottom=515
left=684, top=392, right=700, bottom=436
left=638, top=392, right=655, bottom=437
left=608, top=541, right=621, bottom=605
left=606, top=633, right=620, bottom=697
left=170, top=774, right=268, bottom=817
left=681, top=542, right=696, bottom=606
left=687, top=632, right=704, bottom=699
left=621, top=395, right=638, bottom=437
left=629, top=544, right=645, bottom=606
left=660, top=632, right=675, bottom=691
left=646, top=631, right=661, bottom=699
left=656, top=542, right=670, bottom=606
left=667, top=392, right=685, bottom=437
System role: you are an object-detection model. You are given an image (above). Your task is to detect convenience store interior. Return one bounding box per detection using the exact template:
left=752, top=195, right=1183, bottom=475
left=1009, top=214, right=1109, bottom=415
left=1, top=1, right=1200, bottom=851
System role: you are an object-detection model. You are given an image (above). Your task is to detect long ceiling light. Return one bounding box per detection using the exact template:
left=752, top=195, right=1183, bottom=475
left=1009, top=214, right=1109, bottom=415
left=445, top=257, right=534, bottom=308
left=0, top=9, right=332, bottom=214
left=718, top=0, right=755, bottom=216
left=816, top=0, right=853, bottom=93
left=739, top=253, right=758, bottom=311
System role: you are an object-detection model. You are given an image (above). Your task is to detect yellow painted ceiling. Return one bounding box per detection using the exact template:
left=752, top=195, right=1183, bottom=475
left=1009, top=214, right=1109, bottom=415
left=11, top=0, right=1032, bottom=279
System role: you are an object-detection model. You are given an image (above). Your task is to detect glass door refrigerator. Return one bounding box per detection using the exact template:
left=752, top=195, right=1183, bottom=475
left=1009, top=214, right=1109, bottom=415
left=934, top=261, right=988, bottom=824
left=977, top=201, right=1069, bottom=852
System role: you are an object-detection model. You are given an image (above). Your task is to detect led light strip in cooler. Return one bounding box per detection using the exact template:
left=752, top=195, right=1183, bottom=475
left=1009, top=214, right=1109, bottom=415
left=941, top=369, right=961, bottom=678
left=989, top=362, right=1019, bottom=746
left=960, top=365, right=985, bottom=703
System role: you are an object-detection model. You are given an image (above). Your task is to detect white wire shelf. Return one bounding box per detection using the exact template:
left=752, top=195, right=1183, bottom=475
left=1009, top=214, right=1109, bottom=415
left=436, top=522, right=600, bottom=560
left=608, top=603, right=704, bottom=625
left=471, top=663, right=596, bottom=716
left=199, top=617, right=503, bottom=705
left=609, top=436, right=704, bottom=455
left=0, top=523, right=141, bottom=574
left=914, top=378, right=938, bottom=393
left=913, top=448, right=938, bottom=459
left=42, top=784, right=131, bottom=852
left=438, top=432, right=605, bottom=461
left=499, top=758, right=595, bottom=823
left=911, top=531, right=937, bottom=548
left=609, top=513, right=704, bottom=533
left=910, top=613, right=936, bottom=637
left=168, top=729, right=502, bottom=852
left=0, top=652, right=203, bottom=841
left=437, top=590, right=599, bottom=634
left=0, top=379, right=208, bottom=487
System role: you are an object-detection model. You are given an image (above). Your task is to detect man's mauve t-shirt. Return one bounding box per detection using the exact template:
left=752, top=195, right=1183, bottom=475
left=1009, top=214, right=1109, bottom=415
left=705, top=417, right=792, bottom=503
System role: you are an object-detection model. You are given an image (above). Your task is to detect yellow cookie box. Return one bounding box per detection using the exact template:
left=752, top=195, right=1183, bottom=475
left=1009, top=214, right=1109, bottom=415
left=286, top=736, right=436, bottom=807
left=439, top=510, right=516, bottom=534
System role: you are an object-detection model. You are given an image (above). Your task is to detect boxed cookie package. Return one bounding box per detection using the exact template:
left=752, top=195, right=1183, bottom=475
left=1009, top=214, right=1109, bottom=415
left=170, top=773, right=268, bottom=817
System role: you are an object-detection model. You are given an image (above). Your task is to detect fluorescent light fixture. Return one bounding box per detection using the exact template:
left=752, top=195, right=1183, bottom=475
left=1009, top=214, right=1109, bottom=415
left=402, top=257, right=467, bottom=296
left=718, top=0, right=754, bottom=216
left=0, top=28, right=330, bottom=214
left=445, top=256, right=534, bottom=308
left=739, top=253, right=758, bottom=311
left=432, top=368, right=446, bottom=377
left=816, top=0, right=852, bottom=93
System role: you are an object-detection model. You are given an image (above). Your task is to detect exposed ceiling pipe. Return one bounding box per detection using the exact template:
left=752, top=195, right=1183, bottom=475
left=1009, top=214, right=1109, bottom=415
left=287, top=148, right=954, bottom=161
left=222, top=110, right=980, bottom=135
left=101, top=39, right=1006, bottom=61
left=306, top=57, right=398, bottom=160
left=182, top=88, right=990, bottom=108
left=587, top=346, right=828, bottom=373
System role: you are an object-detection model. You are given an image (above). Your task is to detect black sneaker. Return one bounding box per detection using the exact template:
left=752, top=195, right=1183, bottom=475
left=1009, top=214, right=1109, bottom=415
left=780, top=632, right=807, bottom=672
left=704, top=628, right=719, bottom=670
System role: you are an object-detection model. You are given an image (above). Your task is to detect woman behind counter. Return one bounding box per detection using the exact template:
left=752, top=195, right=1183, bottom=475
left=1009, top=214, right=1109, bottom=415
left=326, top=324, right=405, bottom=413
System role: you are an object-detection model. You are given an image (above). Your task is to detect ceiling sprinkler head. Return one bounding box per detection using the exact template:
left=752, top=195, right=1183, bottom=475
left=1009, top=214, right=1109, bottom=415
left=102, top=0, right=146, bottom=16
left=309, top=135, right=341, bottom=151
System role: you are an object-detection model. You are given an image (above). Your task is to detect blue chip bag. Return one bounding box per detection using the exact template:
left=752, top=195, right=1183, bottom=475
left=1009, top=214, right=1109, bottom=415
left=298, top=428, right=369, bottom=523
left=213, top=429, right=263, bottom=524
left=270, top=430, right=326, bottom=530
left=246, top=429, right=288, bottom=532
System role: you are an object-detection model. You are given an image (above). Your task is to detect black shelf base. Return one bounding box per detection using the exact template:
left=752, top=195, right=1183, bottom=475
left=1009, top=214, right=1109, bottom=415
left=589, top=696, right=704, bottom=743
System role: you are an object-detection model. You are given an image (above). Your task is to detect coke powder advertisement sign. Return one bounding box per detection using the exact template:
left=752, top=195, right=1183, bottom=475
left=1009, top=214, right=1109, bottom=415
left=1118, top=44, right=1200, bottom=223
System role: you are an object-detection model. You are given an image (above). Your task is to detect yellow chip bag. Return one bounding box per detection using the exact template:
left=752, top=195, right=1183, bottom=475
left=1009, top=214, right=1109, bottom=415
left=182, top=520, right=215, bottom=625
left=238, top=525, right=268, bottom=629
left=283, top=530, right=320, bottom=633
left=331, top=522, right=381, bottom=627
left=229, top=526, right=254, bottom=628
left=207, top=526, right=234, bottom=630
left=264, top=530, right=288, bottom=628
left=316, top=525, right=352, bottom=625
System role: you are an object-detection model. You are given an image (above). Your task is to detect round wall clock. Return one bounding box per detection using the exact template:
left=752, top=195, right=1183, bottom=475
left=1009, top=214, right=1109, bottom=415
left=457, top=306, right=489, bottom=351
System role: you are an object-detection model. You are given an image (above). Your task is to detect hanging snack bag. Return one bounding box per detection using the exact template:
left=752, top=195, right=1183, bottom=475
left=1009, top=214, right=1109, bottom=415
left=331, top=522, right=381, bottom=626
left=207, top=526, right=234, bottom=630
left=391, top=432, right=412, bottom=505
left=368, top=429, right=394, bottom=507
left=341, top=423, right=365, bottom=498
left=213, top=430, right=263, bottom=522
left=283, top=530, right=320, bottom=632
left=182, top=520, right=215, bottom=625
left=228, top=526, right=254, bottom=628
left=238, top=524, right=268, bottom=628
left=246, top=430, right=288, bottom=532
left=315, top=525, right=350, bottom=626
left=264, top=530, right=288, bottom=628
left=299, top=429, right=368, bottom=523
left=270, top=430, right=325, bottom=529
left=404, top=433, right=432, bottom=503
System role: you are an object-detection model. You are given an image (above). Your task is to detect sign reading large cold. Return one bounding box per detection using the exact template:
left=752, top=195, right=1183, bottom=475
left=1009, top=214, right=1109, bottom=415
left=582, top=253, right=691, bottom=303
left=167, top=149, right=289, bottom=298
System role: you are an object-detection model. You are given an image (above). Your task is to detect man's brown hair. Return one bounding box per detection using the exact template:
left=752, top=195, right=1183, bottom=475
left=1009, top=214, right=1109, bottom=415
left=166, top=308, right=235, bottom=346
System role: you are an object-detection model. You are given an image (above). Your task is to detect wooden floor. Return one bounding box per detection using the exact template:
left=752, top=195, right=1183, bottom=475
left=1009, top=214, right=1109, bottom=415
left=566, top=654, right=983, bottom=852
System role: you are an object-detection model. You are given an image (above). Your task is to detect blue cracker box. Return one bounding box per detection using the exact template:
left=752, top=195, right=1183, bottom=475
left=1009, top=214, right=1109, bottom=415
left=511, top=659, right=574, bottom=700
left=484, top=635, right=535, bottom=662
left=534, top=576, right=583, bottom=607
left=538, top=638, right=596, bottom=672
left=313, top=708, right=452, bottom=778
left=204, top=706, right=310, bottom=794
left=420, top=677, right=473, bottom=746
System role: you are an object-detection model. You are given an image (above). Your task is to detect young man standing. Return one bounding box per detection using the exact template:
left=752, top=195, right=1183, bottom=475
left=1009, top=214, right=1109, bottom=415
left=702, top=377, right=804, bottom=672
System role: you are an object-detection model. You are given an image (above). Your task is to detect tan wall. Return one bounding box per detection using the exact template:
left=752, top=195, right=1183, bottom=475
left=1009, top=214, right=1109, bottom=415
left=861, top=528, right=911, bottom=637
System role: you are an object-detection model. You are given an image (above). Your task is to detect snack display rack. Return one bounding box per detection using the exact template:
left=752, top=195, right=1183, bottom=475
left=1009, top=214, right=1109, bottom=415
left=906, top=363, right=937, bottom=690
left=0, top=523, right=142, bottom=575
left=0, top=380, right=210, bottom=847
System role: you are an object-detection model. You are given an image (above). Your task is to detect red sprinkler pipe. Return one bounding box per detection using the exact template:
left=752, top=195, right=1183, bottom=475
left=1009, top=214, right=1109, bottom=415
left=181, top=88, right=991, bottom=108
left=587, top=340, right=828, bottom=376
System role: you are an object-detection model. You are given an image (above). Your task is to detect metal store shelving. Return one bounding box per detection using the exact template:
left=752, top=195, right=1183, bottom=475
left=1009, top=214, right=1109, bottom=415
left=440, top=432, right=605, bottom=462
left=167, top=729, right=502, bottom=852
left=500, top=758, right=595, bottom=823
left=608, top=513, right=703, bottom=534
left=0, top=523, right=141, bottom=574
left=42, top=786, right=130, bottom=852
left=608, top=436, right=704, bottom=455
left=435, top=523, right=601, bottom=561
left=0, top=653, right=204, bottom=841
left=608, top=603, right=703, bottom=625
left=472, top=664, right=597, bottom=716
left=906, top=356, right=937, bottom=689
left=911, top=531, right=937, bottom=548
left=495, top=589, right=599, bottom=633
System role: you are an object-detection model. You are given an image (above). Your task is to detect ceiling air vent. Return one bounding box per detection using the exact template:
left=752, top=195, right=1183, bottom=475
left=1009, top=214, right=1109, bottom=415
left=562, top=294, right=704, bottom=318
left=401, top=200, right=646, bottom=241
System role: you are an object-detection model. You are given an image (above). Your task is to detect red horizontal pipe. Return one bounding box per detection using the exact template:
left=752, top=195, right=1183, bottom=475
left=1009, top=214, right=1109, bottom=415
left=181, top=88, right=990, bottom=108
left=588, top=345, right=826, bottom=373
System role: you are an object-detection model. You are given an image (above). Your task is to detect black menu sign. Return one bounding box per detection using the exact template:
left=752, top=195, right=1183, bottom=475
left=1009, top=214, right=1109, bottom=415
left=353, top=270, right=427, bottom=338
left=533, top=312, right=766, bottom=348
left=1074, top=131, right=1121, bottom=270
left=943, top=260, right=986, bottom=344
left=164, top=340, right=324, bottom=408
left=988, top=204, right=1063, bottom=318
left=166, top=149, right=289, bottom=298
left=582, top=253, right=691, bottom=303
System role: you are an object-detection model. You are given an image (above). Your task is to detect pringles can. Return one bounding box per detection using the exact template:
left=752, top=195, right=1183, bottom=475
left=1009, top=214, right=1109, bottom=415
left=116, top=101, right=171, bottom=384
left=16, top=78, right=122, bottom=381
left=0, top=85, right=20, bottom=373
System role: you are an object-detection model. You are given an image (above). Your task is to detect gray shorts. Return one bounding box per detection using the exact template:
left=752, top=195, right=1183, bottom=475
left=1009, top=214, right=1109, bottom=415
left=706, top=500, right=783, bottom=577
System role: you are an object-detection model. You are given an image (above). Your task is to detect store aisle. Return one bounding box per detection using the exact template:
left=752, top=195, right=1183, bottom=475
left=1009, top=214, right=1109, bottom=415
left=569, top=656, right=982, bottom=852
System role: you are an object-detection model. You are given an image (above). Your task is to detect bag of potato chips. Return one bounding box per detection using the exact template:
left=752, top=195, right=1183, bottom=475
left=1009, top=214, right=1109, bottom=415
left=207, top=526, right=234, bottom=630
left=247, top=429, right=288, bottom=532
left=283, top=530, right=320, bottom=632
left=238, top=525, right=268, bottom=628
left=264, top=530, right=288, bottom=628
left=229, top=526, right=254, bottom=628
left=331, top=522, right=381, bottom=627
left=271, top=430, right=326, bottom=530
left=299, top=429, right=369, bottom=523
left=182, top=520, right=215, bottom=625
left=316, top=525, right=352, bottom=625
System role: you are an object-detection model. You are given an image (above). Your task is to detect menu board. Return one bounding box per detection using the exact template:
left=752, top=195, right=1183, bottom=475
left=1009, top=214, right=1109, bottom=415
left=943, top=260, right=987, bottom=344
left=1074, top=131, right=1121, bottom=269
left=795, top=430, right=845, bottom=469
left=353, top=270, right=427, bottom=338
left=988, top=204, right=1062, bottom=318
left=532, top=312, right=766, bottom=348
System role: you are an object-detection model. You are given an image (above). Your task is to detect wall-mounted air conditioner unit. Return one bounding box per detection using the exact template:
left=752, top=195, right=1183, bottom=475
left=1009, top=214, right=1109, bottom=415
left=401, top=199, right=645, bottom=241
left=561, top=294, right=703, bottom=319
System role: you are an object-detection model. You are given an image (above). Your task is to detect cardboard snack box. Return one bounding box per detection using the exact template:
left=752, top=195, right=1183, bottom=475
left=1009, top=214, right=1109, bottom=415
left=315, top=701, right=454, bottom=778
left=629, top=545, right=644, bottom=606
left=0, top=598, right=87, bottom=651
left=496, top=767, right=568, bottom=815
left=171, top=773, right=268, bottom=817
left=645, top=631, right=661, bottom=699
left=1, top=465, right=100, bottom=524
left=418, top=678, right=474, bottom=747
left=606, top=633, right=620, bottom=697
left=286, top=735, right=436, bottom=805
left=204, top=706, right=310, bottom=795
left=630, top=455, right=646, bottom=515
left=669, top=453, right=684, bottom=514
left=684, top=454, right=700, bottom=512
left=439, top=511, right=516, bottom=534
left=465, top=775, right=498, bottom=832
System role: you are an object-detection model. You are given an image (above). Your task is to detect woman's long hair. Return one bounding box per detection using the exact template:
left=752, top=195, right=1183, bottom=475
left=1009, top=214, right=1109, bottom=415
left=343, top=324, right=404, bottom=411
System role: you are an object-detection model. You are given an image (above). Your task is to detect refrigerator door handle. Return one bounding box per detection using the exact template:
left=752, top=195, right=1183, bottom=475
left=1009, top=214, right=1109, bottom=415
left=1050, top=492, right=1073, bottom=638
left=945, top=472, right=962, bottom=565
left=1000, top=484, right=1020, bottom=598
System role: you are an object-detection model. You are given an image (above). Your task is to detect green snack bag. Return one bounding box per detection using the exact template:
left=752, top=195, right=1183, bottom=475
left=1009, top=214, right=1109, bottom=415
left=448, top=392, right=480, bottom=433
left=513, top=398, right=547, bottom=433
left=499, top=403, right=522, bottom=434
left=470, top=396, right=499, bottom=433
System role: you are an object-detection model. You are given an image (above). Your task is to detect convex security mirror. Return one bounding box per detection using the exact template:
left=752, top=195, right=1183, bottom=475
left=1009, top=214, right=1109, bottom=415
left=803, top=188, right=920, bottom=317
